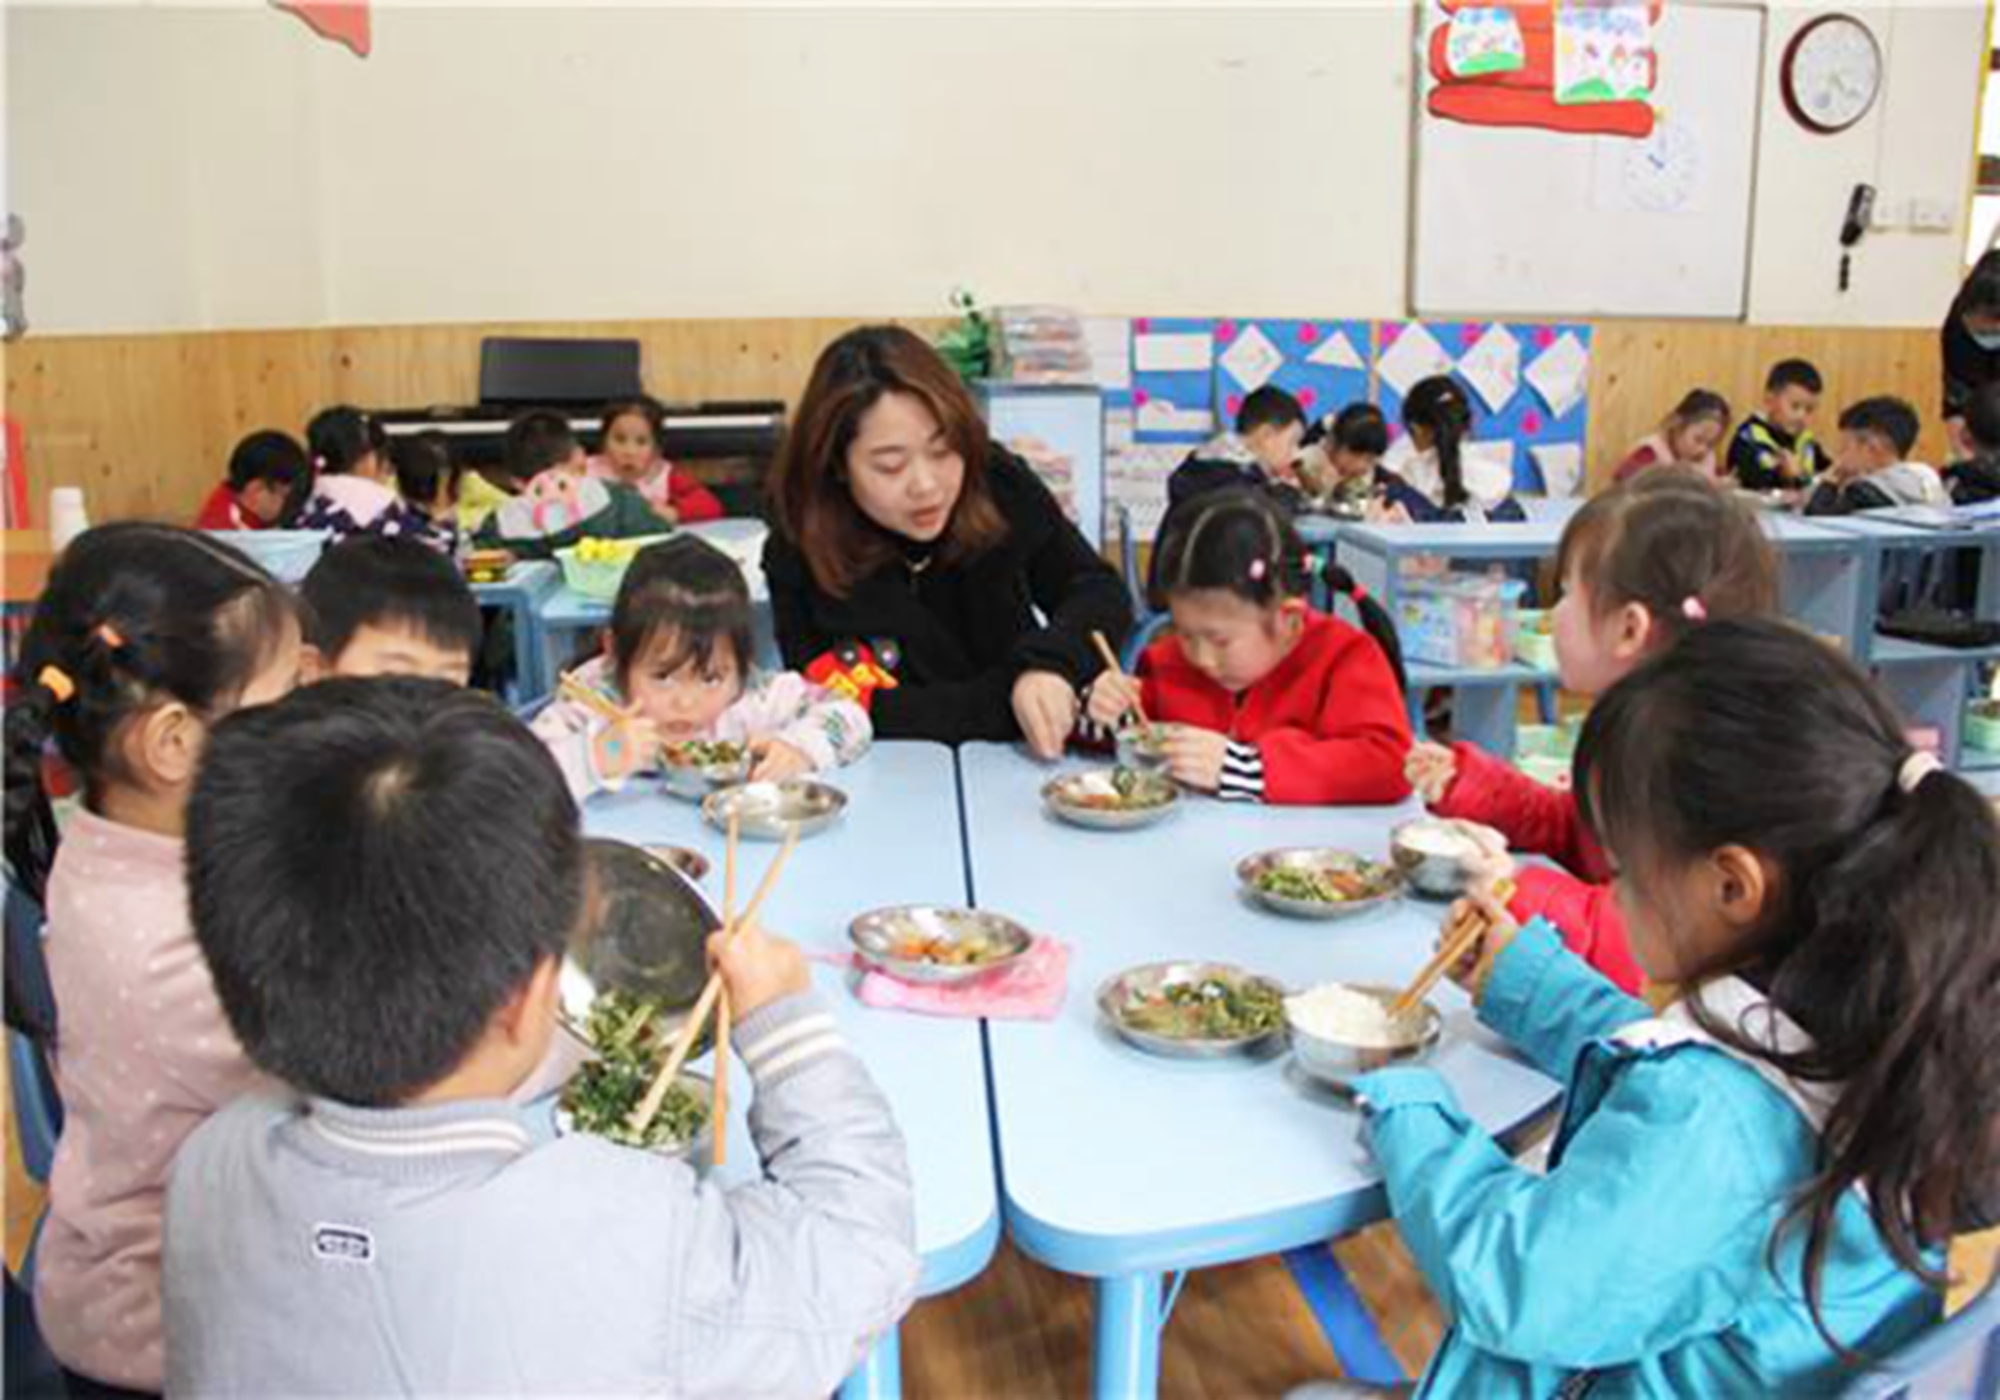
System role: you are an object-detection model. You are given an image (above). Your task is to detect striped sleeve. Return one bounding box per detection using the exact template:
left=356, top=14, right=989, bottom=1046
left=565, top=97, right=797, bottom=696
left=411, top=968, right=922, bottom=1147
left=733, top=993, right=848, bottom=1088
left=1217, top=740, right=1265, bottom=803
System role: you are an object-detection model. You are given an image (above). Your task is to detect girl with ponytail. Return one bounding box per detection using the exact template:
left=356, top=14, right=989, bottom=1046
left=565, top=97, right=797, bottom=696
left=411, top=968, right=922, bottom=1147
left=3, top=523, right=300, bottom=1396
left=1396, top=374, right=1526, bottom=523
left=1347, top=618, right=1997, bottom=1396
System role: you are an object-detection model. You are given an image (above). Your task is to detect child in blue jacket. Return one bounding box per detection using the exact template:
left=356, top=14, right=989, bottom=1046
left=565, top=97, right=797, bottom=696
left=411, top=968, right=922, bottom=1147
left=1348, top=619, right=1997, bottom=1396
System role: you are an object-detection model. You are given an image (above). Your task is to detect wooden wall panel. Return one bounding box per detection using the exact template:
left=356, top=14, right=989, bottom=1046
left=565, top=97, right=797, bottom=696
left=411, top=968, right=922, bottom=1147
left=2, top=316, right=1948, bottom=528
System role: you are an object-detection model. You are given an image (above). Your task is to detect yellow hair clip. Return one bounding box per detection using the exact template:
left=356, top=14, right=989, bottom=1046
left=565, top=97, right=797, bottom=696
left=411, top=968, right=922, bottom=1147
left=37, top=665, right=76, bottom=704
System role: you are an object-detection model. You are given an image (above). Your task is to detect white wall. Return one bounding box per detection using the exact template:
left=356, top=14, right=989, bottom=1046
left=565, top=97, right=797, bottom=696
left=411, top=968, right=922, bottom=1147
left=1746, top=1, right=1990, bottom=325
left=4, top=2, right=1413, bottom=332
left=3, top=0, right=1986, bottom=335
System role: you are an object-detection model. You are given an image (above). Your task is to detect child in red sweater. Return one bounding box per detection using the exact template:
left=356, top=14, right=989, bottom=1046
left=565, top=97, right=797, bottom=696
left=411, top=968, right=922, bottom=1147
left=1404, top=467, right=1777, bottom=992
left=588, top=396, right=725, bottom=524
left=1088, top=489, right=1411, bottom=805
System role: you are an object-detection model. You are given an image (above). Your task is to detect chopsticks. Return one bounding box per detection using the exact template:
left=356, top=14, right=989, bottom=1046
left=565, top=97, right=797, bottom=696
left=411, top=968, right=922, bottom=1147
left=626, top=823, right=798, bottom=1137
left=559, top=671, right=631, bottom=725
left=1390, top=880, right=1517, bottom=1020
left=1090, top=630, right=1150, bottom=730
left=710, top=814, right=740, bottom=1168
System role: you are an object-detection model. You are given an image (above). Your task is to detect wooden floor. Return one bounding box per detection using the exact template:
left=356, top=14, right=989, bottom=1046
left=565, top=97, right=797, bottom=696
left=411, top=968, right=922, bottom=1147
left=6, top=1044, right=1995, bottom=1398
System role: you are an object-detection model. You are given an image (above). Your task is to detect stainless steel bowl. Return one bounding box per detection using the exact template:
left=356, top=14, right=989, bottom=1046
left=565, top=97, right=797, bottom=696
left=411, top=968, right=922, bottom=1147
left=659, top=746, right=754, bottom=800
left=1235, top=849, right=1404, bottom=920
left=559, top=839, right=719, bottom=1051
left=557, top=1068, right=716, bottom=1167
left=1043, top=768, right=1180, bottom=832
left=1388, top=820, right=1483, bottom=901
left=1284, top=983, right=1442, bottom=1092
left=641, top=845, right=710, bottom=882
left=1114, top=724, right=1172, bottom=774
left=701, top=779, right=848, bottom=840
left=849, top=905, right=1035, bottom=986
left=1097, top=961, right=1288, bottom=1059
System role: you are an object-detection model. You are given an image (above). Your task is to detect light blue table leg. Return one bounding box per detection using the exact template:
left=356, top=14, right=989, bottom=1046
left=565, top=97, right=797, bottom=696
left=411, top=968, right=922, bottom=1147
left=1096, top=1272, right=1164, bottom=1400
left=1453, top=683, right=1520, bottom=760
left=838, top=1328, right=901, bottom=1400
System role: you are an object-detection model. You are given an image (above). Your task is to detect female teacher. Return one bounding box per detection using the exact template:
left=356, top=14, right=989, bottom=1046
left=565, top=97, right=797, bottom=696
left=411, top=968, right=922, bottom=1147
left=764, top=325, right=1132, bottom=757
left=1943, top=249, right=2000, bottom=448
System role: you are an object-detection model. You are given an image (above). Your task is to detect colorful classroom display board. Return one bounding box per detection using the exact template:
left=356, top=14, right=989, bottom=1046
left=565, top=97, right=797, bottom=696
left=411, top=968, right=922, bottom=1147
left=1375, top=320, right=1593, bottom=498
left=1093, top=317, right=1593, bottom=542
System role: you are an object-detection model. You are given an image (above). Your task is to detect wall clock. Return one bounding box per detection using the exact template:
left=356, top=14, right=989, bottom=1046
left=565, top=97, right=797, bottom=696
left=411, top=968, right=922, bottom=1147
left=1781, top=14, right=1883, bottom=135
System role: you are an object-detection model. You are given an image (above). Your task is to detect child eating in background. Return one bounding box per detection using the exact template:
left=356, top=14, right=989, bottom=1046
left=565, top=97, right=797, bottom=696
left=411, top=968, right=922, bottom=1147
left=1729, top=358, right=1829, bottom=491
left=1945, top=379, right=2000, bottom=504
left=1302, top=402, right=1440, bottom=520
left=1406, top=470, right=1777, bottom=992
left=299, top=536, right=482, bottom=684
left=1167, top=385, right=1313, bottom=514
left=297, top=406, right=402, bottom=541
left=195, top=429, right=311, bottom=531
left=1614, top=389, right=1731, bottom=483
left=1, top=524, right=301, bottom=1396
left=1090, top=489, right=1410, bottom=805
left=590, top=395, right=724, bottom=524
left=1806, top=396, right=1947, bottom=514
left=167, top=677, right=919, bottom=1396
left=1348, top=621, right=1996, bottom=1396
left=476, top=410, right=672, bottom=558
left=1395, top=376, right=1525, bottom=523
left=534, top=534, right=868, bottom=797
left=386, top=429, right=465, bottom=552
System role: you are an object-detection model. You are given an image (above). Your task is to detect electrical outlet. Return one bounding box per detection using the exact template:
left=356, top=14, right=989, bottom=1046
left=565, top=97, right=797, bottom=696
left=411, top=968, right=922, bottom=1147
left=1869, top=198, right=1901, bottom=232
left=1909, top=199, right=1957, bottom=233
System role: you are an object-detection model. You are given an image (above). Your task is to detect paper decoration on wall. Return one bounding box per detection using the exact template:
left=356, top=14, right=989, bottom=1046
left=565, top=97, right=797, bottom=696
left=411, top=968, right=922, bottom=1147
left=1531, top=443, right=1586, bottom=498
left=1446, top=8, right=1526, bottom=77
left=1553, top=5, right=1653, bottom=106
left=274, top=0, right=371, bottom=57
left=1081, top=317, right=1134, bottom=393
left=1131, top=317, right=1217, bottom=444
left=1215, top=319, right=1373, bottom=427
left=1376, top=322, right=1593, bottom=493
left=1427, top=0, right=1658, bottom=139
left=1105, top=441, right=1183, bottom=545
left=1593, top=118, right=1705, bottom=216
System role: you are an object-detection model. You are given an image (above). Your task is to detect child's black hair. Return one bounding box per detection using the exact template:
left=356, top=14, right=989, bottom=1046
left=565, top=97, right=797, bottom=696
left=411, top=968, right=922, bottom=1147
left=1837, top=396, right=1922, bottom=460
left=186, top=678, right=583, bottom=1107
left=390, top=430, right=464, bottom=509
left=1401, top=375, right=1476, bottom=509
left=1574, top=619, right=2000, bottom=1348
left=609, top=535, right=755, bottom=692
left=1235, top=385, right=1306, bottom=437
left=504, top=410, right=582, bottom=481
left=226, top=430, right=312, bottom=516
left=2, top=524, right=296, bottom=904
left=1330, top=402, right=1390, bottom=457
left=1667, top=389, right=1731, bottom=430
left=597, top=395, right=667, bottom=455
left=1961, top=249, right=2000, bottom=319
left=305, top=406, right=379, bottom=476
left=1965, top=380, right=2000, bottom=454
left=300, top=536, right=481, bottom=666
left=1149, top=488, right=1405, bottom=695
left=1766, top=359, right=1825, bottom=397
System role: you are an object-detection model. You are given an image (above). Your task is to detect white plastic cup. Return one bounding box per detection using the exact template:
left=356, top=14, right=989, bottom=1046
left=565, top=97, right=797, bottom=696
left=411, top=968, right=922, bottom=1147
left=47, top=487, right=88, bottom=552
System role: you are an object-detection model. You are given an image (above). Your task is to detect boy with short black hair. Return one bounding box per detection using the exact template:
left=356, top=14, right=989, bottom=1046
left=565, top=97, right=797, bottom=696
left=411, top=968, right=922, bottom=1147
left=166, top=678, right=918, bottom=1397
left=477, top=410, right=672, bottom=558
left=1728, top=358, right=1830, bottom=491
left=1805, top=395, right=1946, bottom=514
left=503, top=409, right=586, bottom=485
left=1168, top=385, right=1311, bottom=510
left=195, top=429, right=311, bottom=531
left=299, top=536, right=482, bottom=683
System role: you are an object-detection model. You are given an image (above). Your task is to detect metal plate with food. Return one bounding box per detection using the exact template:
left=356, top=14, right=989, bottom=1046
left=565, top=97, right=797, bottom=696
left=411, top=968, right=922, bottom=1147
left=1283, top=981, right=1443, bottom=1092
left=558, top=839, right=717, bottom=1052
left=659, top=739, right=754, bottom=800
left=1096, top=961, right=1288, bottom=1059
left=1042, top=767, right=1180, bottom=831
left=1235, top=848, right=1404, bottom=920
left=1114, top=723, right=1172, bottom=774
left=558, top=1063, right=714, bottom=1162
left=701, top=779, right=848, bottom=840
left=1388, top=818, right=1509, bottom=901
left=848, top=905, right=1035, bottom=986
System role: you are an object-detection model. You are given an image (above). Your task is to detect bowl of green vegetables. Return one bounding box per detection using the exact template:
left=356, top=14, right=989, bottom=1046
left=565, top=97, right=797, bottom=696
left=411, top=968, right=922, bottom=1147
left=1235, top=849, right=1404, bottom=921
left=1096, top=961, right=1288, bottom=1059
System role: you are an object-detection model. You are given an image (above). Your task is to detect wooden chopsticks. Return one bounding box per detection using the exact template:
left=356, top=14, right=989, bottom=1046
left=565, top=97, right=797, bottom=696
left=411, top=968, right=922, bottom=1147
left=626, top=822, right=798, bottom=1138
left=710, top=815, right=740, bottom=1167
left=1390, top=880, right=1517, bottom=1020
left=1090, top=630, right=1150, bottom=730
left=559, top=671, right=630, bottom=725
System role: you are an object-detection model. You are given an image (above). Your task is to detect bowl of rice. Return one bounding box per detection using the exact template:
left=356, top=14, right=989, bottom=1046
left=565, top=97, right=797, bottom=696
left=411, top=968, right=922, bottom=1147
left=1283, top=981, right=1443, bottom=1091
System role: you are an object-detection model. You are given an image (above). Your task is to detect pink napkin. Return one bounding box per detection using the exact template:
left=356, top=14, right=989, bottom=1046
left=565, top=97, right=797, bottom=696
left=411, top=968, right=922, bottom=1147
left=813, top=937, right=1072, bottom=1021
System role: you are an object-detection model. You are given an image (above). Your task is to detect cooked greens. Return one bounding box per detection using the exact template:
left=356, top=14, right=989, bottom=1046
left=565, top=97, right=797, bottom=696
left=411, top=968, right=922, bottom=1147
left=561, top=990, right=710, bottom=1152
left=1121, top=976, right=1283, bottom=1040
left=1254, top=864, right=1389, bottom=904
left=664, top=739, right=747, bottom=770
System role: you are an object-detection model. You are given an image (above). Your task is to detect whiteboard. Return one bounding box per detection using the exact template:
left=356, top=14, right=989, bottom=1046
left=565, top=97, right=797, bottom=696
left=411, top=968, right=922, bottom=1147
left=1413, top=3, right=1765, bottom=320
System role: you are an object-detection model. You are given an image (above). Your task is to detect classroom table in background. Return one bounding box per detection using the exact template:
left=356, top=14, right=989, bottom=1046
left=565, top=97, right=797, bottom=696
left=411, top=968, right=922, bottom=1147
left=538, top=519, right=778, bottom=689
left=578, top=742, right=996, bottom=1400
left=958, top=743, right=1562, bottom=1400
left=468, top=559, right=561, bottom=706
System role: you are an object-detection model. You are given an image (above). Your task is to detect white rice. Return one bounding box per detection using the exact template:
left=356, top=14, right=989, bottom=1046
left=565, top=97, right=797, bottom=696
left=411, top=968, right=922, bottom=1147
left=1285, top=982, right=1425, bottom=1049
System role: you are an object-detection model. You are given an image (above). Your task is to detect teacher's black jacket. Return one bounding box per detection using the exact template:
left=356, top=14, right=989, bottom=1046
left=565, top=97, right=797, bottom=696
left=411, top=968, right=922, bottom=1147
left=1943, top=251, right=2000, bottom=419
left=763, top=448, right=1133, bottom=743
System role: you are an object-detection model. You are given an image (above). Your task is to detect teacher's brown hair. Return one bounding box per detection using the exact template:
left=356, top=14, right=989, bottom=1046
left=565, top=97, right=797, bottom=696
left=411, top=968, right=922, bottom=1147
left=769, top=325, right=1007, bottom=598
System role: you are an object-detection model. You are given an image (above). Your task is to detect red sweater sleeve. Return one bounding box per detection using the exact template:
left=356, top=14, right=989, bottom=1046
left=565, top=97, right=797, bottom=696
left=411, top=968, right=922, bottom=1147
left=1507, top=866, right=1645, bottom=994
left=1257, top=632, right=1414, bottom=806
left=666, top=466, right=724, bottom=524
left=1435, top=742, right=1609, bottom=879
left=193, top=483, right=248, bottom=531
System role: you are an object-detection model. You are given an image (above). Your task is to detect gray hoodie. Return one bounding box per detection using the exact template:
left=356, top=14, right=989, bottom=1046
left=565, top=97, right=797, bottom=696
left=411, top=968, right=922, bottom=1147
left=163, top=993, right=919, bottom=1397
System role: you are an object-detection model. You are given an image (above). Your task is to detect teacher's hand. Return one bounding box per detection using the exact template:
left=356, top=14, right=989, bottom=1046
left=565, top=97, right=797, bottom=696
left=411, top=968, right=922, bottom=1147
left=1012, top=670, right=1079, bottom=761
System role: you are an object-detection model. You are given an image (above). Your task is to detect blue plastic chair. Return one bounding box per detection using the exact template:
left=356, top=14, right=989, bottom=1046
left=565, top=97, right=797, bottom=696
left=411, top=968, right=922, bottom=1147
left=9, top=1029, right=61, bottom=1185
left=1839, top=1275, right=2000, bottom=1399
left=1113, top=503, right=1147, bottom=622
left=1120, top=613, right=1173, bottom=674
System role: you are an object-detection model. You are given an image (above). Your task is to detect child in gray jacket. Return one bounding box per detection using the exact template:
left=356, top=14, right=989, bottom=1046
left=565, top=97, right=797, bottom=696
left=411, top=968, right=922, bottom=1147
left=163, top=677, right=918, bottom=1397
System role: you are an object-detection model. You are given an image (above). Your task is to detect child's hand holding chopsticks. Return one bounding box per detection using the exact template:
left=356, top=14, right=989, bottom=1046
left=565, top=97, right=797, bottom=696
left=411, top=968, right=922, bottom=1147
left=708, top=922, right=809, bottom=1019
left=1437, top=883, right=1520, bottom=1003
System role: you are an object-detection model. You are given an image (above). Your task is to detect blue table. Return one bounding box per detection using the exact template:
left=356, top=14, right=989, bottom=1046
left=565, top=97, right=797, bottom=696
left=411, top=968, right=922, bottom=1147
left=469, top=560, right=561, bottom=705
left=958, top=744, right=1562, bottom=1399
left=579, top=743, right=998, bottom=1399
